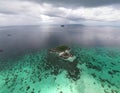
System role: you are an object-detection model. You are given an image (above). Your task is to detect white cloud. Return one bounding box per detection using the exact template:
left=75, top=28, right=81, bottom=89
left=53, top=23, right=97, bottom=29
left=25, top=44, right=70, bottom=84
left=0, top=0, right=120, bottom=26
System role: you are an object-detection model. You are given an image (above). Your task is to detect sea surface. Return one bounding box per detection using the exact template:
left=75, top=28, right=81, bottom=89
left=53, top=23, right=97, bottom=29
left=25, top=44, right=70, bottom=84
left=0, top=25, right=120, bottom=93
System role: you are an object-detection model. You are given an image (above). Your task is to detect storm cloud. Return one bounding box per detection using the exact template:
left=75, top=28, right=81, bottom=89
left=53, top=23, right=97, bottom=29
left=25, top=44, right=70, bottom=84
left=0, top=0, right=120, bottom=26
left=28, top=0, right=120, bottom=7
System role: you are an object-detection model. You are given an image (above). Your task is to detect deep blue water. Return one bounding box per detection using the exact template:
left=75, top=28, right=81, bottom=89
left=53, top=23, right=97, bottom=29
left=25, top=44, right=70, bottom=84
left=0, top=25, right=120, bottom=58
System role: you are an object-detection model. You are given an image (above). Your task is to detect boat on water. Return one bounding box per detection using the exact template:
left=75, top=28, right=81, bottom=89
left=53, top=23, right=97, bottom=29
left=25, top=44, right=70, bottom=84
left=61, top=25, right=64, bottom=27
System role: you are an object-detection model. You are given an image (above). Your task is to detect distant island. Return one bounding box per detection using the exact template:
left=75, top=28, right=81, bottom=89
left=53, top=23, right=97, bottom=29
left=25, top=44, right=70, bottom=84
left=66, top=24, right=84, bottom=26
left=60, top=24, right=84, bottom=27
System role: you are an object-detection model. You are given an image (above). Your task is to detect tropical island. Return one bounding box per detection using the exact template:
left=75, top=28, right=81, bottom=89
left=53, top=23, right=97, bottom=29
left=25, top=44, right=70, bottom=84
left=49, top=45, right=76, bottom=62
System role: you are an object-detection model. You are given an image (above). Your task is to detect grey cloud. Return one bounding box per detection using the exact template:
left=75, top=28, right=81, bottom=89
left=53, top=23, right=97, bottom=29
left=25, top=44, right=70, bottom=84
left=68, top=17, right=85, bottom=22
left=44, top=10, right=85, bottom=22
left=0, top=11, right=17, bottom=15
left=28, top=0, right=120, bottom=7
left=0, top=0, right=120, bottom=26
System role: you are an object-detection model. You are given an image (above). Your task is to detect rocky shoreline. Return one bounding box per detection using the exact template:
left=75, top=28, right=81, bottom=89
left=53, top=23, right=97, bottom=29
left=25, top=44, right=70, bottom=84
left=49, top=45, right=76, bottom=62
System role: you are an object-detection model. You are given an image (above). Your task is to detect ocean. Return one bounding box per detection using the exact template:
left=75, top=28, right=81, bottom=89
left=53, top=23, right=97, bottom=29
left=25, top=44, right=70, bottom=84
left=0, top=25, right=120, bottom=93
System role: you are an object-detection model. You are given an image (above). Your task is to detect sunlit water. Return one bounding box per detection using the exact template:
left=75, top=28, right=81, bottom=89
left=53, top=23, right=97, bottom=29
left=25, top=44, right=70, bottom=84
left=0, top=25, right=120, bottom=93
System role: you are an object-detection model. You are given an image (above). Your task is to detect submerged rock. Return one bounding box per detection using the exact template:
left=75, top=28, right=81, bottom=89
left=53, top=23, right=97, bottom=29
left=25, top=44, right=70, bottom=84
left=7, top=34, right=11, bottom=36
left=0, top=49, right=3, bottom=52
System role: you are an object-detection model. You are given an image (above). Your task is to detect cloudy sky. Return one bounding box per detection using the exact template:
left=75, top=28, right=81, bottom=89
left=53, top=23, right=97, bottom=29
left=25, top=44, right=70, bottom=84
left=0, top=0, right=120, bottom=26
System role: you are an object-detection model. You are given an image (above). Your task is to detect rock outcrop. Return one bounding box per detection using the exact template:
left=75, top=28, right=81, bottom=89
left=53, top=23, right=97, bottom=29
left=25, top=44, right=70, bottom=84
left=49, top=45, right=76, bottom=62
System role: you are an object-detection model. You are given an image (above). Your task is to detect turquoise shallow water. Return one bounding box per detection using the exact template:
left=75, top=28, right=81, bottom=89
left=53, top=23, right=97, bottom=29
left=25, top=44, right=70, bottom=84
left=0, top=46, right=120, bottom=93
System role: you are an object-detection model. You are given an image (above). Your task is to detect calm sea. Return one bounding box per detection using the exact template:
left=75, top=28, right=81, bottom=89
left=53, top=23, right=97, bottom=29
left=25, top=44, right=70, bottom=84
left=0, top=25, right=120, bottom=58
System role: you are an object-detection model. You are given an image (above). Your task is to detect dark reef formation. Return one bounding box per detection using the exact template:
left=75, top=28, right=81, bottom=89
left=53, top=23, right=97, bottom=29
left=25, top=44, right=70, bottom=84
left=46, top=51, right=80, bottom=81
left=38, top=45, right=80, bottom=81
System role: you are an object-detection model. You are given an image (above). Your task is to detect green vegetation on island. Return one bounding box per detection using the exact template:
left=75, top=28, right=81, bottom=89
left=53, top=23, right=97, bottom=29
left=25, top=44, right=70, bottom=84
left=55, top=45, right=70, bottom=52
left=49, top=45, right=76, bottom=62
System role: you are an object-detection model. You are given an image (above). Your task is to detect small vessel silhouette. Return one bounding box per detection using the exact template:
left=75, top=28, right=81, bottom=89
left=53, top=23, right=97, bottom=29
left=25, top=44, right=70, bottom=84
left=61, top=25, right=64, bottom=27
